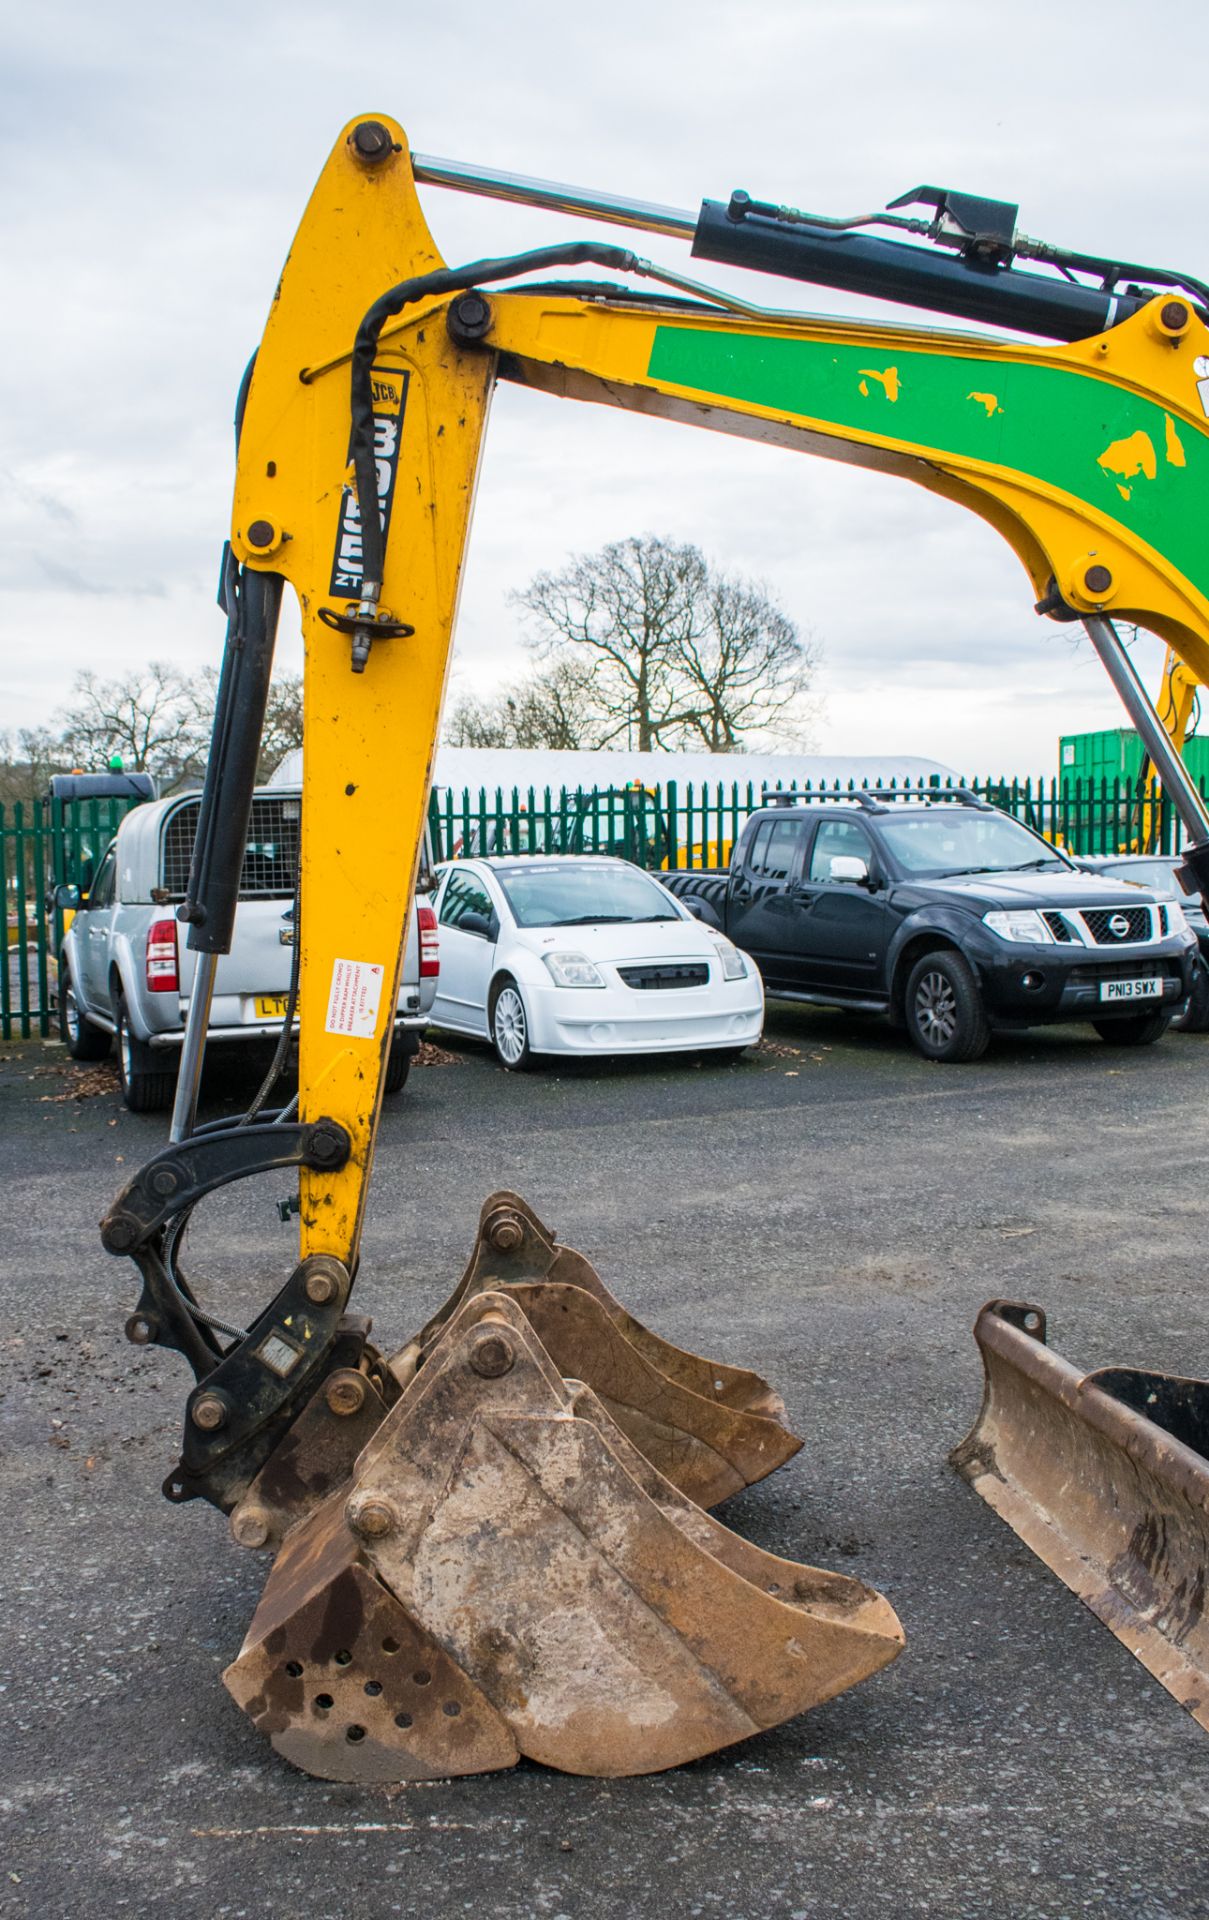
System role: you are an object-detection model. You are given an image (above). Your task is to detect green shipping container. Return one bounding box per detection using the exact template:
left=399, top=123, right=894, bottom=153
left=1059, top=727, right=1209, bottom=786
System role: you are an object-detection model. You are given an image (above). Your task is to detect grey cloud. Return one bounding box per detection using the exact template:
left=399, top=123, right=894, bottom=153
left=2, top=0, right=1198, bottom=773
left=33, top=555, right=167, bottom=599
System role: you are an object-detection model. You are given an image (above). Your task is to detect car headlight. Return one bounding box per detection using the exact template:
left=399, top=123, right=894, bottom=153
left=1165, top=901, right=1188, bottom=933
left=983, top=909, right=1053, bottom=944
left=543, top=951, right=606, bottom=989
left=712, top=936, right=747, bottom=981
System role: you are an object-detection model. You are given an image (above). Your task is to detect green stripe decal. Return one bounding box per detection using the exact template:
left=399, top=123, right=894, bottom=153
left=647, top=326, right=1209, bottom=600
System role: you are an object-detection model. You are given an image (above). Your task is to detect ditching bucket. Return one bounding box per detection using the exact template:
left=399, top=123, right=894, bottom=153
left=952, top=1299, right=1209, bottom=1731
left=226, top=1287, right=903, bottom=1779
left=227, top=1192, right=805, bottom=1557
left=414, top=1193, right=804, bottom=1505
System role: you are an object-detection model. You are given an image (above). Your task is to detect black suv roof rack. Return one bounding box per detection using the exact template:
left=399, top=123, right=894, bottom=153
left=759, top=784, right=993, bottom=815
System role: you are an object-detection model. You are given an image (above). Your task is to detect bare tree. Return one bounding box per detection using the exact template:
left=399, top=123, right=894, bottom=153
left=55, top=663, right=211, bottom=786
left=444, top=656, right=606, bottom=751
left=509, top=535, right=817, bottom=752
left=0, top=729, right=69, bottom=810
left=194, top=667, right=305, bottom=781
left=46, top=663, right=306, bottom=790
left=674, top=573, right=820, bottom=750
left=260, top=673, right=305, bottom=777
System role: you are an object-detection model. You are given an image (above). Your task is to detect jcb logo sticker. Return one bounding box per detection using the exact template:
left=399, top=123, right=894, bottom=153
left=328, top=366, right=409, bottom=597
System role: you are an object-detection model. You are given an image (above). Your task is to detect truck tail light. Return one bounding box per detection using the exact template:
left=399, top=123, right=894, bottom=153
left=418, top=904, right=440, bottom=978
left=146, top=916, right=179, bottom=993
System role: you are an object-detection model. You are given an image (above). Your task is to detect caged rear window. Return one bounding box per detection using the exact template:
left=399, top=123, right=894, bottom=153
left=160, top=795, right=301, bottom=899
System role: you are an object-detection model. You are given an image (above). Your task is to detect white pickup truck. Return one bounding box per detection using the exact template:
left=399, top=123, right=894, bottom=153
left=57, top=787, right=438, bottom=1112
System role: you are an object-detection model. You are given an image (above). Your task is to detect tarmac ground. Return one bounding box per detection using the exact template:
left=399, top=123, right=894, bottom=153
left=2, top=1003, right=1208, bottom=1919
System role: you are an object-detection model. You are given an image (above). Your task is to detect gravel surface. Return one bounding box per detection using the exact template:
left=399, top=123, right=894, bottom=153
left=2, top=1008, right=1208, bottom=1919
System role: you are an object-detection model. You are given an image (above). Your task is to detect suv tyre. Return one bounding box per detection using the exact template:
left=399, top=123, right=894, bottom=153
left=115, top=992, right=176, bottom=1113
left=904, top=949, right=990, bottom=1064
left=59, top=962, right=112, bottom=1062
left=1091, top=1011, right=1171, bottom=1047
left=384, top=1032, right=417, bottom=1094
left=1174, top=969, right=1209, bottom=1033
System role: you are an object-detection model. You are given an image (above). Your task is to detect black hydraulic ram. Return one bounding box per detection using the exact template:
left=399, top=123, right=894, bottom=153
left=692, top=197, right=1151, bottom=343
left=166, top=355, right=283, bottom=1143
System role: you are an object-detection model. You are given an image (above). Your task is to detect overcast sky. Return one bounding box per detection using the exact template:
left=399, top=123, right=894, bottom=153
left=4, top=1, right=1199, bottom=776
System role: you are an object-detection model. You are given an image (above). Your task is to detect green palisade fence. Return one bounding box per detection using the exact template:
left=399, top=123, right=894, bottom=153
left=425, top=773, right=1208, bottom=868
left=2, top=795, right=139, bottom=1040
left=5, top=776, right=1208, bottom=1040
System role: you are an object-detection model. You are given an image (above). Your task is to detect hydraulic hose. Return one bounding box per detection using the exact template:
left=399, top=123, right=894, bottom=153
left=349, top=242, right=639, bottom=596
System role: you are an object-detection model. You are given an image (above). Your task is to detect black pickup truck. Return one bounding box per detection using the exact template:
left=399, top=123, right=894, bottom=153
left=661, top=790, right=1199, bottom=1062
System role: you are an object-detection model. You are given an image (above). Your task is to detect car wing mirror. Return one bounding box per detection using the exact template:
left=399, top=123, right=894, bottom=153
left=54, top=883, right=82, bottom=911
left=681, top=898, right=706, bottom=920
left=829, top=854, right=870, bottom=884
left=460, top=909, right=499, bottom=939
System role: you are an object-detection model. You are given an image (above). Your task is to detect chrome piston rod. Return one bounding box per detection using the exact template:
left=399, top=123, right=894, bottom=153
left=411, top=152, right=697, bottom=241
left=1081, top=616, right=1209, bottom=844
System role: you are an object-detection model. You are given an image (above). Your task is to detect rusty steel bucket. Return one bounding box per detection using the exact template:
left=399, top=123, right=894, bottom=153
left=414, top=1193, right=804, bottom=1505
left=226, top=1287, right=903, bottom=1779
left=952, top=1299, right=1209, bottom=1731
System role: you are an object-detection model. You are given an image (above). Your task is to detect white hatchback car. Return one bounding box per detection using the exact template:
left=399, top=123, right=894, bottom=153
left=431, top=856, right=764, bottom=1069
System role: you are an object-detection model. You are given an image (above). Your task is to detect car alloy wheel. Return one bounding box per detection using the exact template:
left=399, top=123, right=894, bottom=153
left=914, top=969, right=958, bottom=1049
left=493, top=984, right=529, bottom=1068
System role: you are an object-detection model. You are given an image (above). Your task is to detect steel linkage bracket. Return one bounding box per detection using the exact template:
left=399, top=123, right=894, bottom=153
left=100, top=1119, right=362, bottom=1514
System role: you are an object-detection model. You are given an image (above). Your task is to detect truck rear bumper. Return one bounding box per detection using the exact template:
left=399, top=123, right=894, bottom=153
left=147, top=1013, right=428, bottom=1050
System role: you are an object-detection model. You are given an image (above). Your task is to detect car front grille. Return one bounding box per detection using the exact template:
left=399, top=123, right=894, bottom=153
left=617, top=963, right=709, bottom=991
left=1042, top=911, right=1076, bottom=942
left=1066, top=961, right=1171, bottom=986
left=1080, top=906, right=1154, bottom=945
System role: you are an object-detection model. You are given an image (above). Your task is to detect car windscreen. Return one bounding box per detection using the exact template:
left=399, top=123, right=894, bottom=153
left=877, top=811, right=1070, bottom=878
left=492, top=863, right=681, bottom=928
left=1092, top=859, right=1181, bottom=898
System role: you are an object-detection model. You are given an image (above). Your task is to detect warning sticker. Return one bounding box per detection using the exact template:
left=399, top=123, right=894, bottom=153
left=325, top=958, right=386, bottom=1039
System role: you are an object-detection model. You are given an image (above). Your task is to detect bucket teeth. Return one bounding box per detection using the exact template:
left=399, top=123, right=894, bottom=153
left=953, top=1298, right=1209, bottom=1732
left=226, top=1290, right=902, bottom=1780
left=412, top=1190, right=801, bottom=1503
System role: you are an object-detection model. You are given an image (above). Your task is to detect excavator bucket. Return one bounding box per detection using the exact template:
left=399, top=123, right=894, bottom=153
left=412, top=1192, right=804, bottom=1507
left=225, top=1288, right=903, bottom=1780
left=226, top=1191, right=805, bottom=1553
left=952, top=1300, right=1209, bottom=1731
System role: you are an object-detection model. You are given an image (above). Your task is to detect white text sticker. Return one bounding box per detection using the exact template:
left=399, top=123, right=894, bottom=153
left=325, top=957, right=385, bottom=1038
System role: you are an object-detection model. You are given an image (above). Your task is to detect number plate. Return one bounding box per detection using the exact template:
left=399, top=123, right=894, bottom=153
left=254, top=994, right=293, bottom=1018
left=1099, top=977, right=1162, bottom=1002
